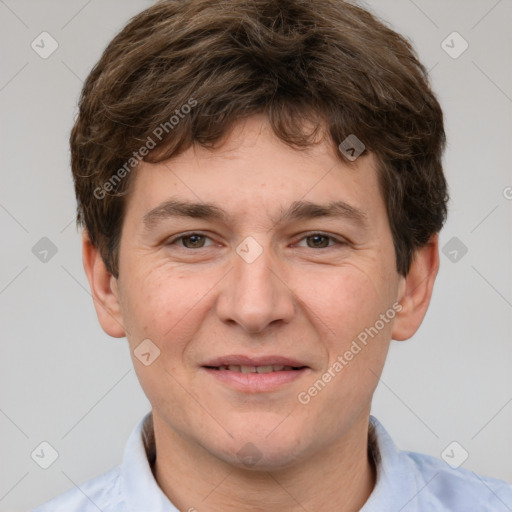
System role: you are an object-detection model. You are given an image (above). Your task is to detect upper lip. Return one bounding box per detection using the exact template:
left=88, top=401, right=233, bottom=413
left=202, top=355, right=309, bottom=368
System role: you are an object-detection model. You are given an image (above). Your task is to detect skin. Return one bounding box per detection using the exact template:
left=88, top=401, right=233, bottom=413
left=84, top=114, right=439, bottom=511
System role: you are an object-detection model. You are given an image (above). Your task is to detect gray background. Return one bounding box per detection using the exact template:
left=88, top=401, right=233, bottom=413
left=1, top=0, right=511, bottom=510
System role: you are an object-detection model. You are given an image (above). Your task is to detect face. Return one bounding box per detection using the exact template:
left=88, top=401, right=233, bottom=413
left=96, top=115, right=415, bottom=469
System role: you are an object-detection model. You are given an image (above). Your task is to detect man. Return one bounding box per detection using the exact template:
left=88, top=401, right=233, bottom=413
left=33, top=0, right=512, bottom=510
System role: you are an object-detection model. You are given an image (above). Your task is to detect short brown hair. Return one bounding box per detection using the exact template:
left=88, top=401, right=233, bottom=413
left=71, top=0, right=448, bottom=278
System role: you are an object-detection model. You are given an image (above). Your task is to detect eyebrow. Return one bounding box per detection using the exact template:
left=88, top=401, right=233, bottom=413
left=142, top=198, right=368, bottom=230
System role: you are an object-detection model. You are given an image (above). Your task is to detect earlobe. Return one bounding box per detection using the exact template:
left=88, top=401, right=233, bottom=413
left=82, top=232, right=126, bottom=338
left=391, top=234, right=440, bottom=341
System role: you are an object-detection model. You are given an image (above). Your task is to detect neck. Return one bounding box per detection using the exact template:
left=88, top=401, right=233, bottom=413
left=150, top=412, right=377, bottom=512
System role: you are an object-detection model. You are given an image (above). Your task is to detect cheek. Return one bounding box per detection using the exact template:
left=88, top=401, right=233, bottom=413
left=119, top=262, right=194, bottom=347
left=295, top=262, right=395, bottom=345
left=293, top=267, right=394, bottom=432
left=119, top=267, right=198, bottom=409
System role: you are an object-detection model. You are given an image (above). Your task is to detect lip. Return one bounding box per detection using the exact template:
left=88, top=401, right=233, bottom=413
left=202, top=366, right=310, bottom=393
left=202, top=354, right=308, bottom=368
left=201, top=354, right=311, bottom=393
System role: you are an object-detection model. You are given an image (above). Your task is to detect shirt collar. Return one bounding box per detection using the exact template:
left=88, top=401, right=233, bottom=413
left=120, top=412, right=178, bottom=511
left=361, top=416, right=419, bottom=512
left=121, top=412, right=418, bottom=512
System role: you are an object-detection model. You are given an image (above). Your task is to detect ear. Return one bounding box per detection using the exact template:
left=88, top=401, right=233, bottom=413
left=82, top=232, right=126, bottom=338
left=392, top=234, right=439, bottom=341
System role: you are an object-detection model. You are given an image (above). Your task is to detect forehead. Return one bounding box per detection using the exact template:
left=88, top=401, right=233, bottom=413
left=123, top=116, right=386, bottom=231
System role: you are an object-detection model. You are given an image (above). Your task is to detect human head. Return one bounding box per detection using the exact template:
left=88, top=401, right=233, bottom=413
left=77, top=0, right=447, bottom=486
left=71, top=0, right=447, bottom=279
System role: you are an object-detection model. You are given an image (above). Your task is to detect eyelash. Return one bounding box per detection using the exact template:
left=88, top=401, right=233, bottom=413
left=165, top=231, right=348, bottom=250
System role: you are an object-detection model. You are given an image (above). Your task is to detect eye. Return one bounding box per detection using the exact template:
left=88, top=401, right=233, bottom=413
left=295, top=232, right=347, bottom=249
left=166, top=232, right=215, bottom=249
left=166, top=232, right=347, bottom=250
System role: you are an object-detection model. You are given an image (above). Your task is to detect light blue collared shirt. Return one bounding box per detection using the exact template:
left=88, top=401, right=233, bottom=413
left=32, top=412, right=512, bottom=511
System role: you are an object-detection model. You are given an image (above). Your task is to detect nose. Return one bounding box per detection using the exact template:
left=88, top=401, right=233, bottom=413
left=216, top=240, right=295, bottom=334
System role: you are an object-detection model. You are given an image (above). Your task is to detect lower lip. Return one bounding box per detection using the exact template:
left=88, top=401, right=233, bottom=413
left=202, top=367, right=310, bottom=393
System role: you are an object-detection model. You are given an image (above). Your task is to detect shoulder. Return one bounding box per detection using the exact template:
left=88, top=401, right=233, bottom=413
left=31, top=465, right=124, bottom=512
left=403, top=449, right=512, bottom=511
left=368, top=416, right=512, bottom=511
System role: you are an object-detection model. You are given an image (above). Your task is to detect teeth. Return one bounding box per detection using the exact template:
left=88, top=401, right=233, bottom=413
left=256, top=365, right=274, bottom=374
left=216, top=364, right=295, bottom=373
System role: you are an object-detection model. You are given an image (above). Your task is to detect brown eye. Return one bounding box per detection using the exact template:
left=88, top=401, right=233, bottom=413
left=296, top=233, right=346, bottom=249
left=167, top=233, right=214, bottom=249
left=306, top=235, right=331, bottom=248
left=181, top=234, right=206, bottom=248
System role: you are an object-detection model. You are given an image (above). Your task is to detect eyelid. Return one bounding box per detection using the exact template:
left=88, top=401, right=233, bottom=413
left=293, top=231, right=348, bottom=248
left=165, top=231, right=348, bottom=249
left=165, top=231, right=216, bottom=247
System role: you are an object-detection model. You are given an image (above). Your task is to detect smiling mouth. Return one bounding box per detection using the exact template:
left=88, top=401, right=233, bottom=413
left=204, top=365, right=307, bottom=374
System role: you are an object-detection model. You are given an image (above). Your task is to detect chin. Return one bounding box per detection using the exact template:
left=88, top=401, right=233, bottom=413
left=209, top=427, right=307, bottom=472
left=221, top=444, right=304, bottom=472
